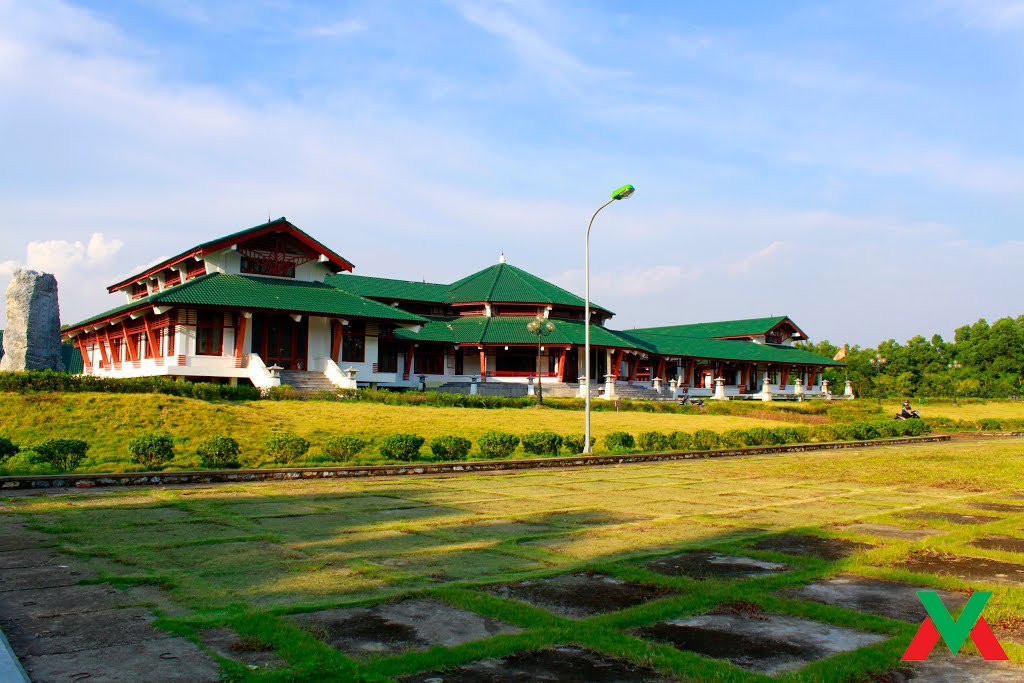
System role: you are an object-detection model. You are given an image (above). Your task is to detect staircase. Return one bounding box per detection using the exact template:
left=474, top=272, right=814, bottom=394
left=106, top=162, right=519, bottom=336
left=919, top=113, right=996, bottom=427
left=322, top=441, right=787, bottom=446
left=279, top=370, right=338, bottom=392
left=609, top=384, right=665, bottom=401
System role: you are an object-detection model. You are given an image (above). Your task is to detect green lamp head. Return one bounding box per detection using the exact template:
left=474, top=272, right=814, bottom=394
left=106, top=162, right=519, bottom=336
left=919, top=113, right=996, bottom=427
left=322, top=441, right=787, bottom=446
left=611, top=184, right=635, bottom=200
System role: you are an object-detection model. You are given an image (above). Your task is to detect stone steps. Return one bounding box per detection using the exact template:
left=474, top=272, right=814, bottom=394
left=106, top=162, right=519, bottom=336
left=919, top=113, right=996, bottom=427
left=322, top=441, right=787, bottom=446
left=279, top=371, right=337, bottom=392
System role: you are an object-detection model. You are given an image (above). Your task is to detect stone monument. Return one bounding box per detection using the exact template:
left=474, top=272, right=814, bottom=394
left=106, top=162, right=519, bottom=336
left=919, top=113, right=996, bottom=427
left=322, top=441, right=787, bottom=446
left=0, top=269, right=63, bottom=372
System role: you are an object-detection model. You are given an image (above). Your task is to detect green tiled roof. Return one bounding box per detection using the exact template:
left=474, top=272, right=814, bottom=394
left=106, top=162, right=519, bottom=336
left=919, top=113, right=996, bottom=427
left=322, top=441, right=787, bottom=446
left=628, top=316, right=792, bottom=339
left=447, top=263, right=611, bottom=313
left=326, top=274, right=450, bottom=303
left=394, top=316, right=650, bottom=350
left=619, top=332, right=842, bottom=366
left=69, top=273, right=426, bottom=330
left=328, top=263, right=611, bottom=314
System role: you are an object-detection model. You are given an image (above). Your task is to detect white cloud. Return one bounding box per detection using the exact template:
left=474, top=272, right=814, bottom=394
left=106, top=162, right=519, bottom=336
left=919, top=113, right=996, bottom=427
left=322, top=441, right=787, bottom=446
left=940, top=0, right=1024, bottom=31
left=0, top=260, right=18, bottom=279
left=24, top=233, right=123, bottom=275
left=727, top=241, right=784, bottom=275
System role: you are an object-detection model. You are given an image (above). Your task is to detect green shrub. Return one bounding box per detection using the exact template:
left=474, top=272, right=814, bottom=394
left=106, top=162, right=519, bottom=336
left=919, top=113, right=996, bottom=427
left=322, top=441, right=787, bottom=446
left=520, top=431, right=563, bottom=456
left=127, top=434, right=175, bottom=470
left=0, top=436, right=19, bottom=464
left=322, top=435, right=368, bottom=459
left=668, top=431, right=693, bottom=451
left=604, top=431, right=635, bottom=453
left=379, top=433, right=425, bottom=461
left=264, top=432, right=310, bottom=463
left=477, top=431, right=520, bottom=459
left=0, top=370, right=260, bottom=400
left=196, top=436, right=242, bottom=469
left=563, top=433, right=595, bottom=454
left=978, top=418, right=1002, bottom=431
left=429, top=435, right=472, bottom=461
left=31, top=438, right=89, bottom=472
left=636, top=431, right=669, bottom=452
left=691, top=429, right=722, bottom=451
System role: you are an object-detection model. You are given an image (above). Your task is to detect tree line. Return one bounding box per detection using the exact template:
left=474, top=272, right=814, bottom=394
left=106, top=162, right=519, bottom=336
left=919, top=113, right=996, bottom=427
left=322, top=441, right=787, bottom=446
left=798, top=316, right=1024, bottom=399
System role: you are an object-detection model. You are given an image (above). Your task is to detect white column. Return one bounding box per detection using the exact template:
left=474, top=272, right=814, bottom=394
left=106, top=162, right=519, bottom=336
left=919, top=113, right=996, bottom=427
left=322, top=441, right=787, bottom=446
left=844, top=380, right=855, bottom=398
left=652, top=376, right=663, bottom=394
left=713, top=376, right=728, bottom=400
left=669, top=377, right=678, bottom=398
left=603, top=373, right=617, bottom=399
left=794, top=377, right=804, bottom=399
left=761, top=375, right=773, bottom=402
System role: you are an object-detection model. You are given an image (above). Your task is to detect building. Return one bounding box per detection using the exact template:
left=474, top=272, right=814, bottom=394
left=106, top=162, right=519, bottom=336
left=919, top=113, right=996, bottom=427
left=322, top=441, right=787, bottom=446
left=61, top=218, right=842, bottom=398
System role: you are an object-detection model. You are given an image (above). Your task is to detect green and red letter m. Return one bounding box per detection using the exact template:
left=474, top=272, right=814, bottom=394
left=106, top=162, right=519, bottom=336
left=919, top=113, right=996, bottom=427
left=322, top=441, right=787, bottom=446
left=902, top=591, right=1008, bottom=661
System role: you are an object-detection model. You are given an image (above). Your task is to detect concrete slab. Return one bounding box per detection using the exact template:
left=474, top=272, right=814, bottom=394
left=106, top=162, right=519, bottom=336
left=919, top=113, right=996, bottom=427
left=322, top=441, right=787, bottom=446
left=484, top=572, right=673, bottom=619
left=0, top=548, right=66, bottom=570
left=634, top=610, right=886, bottom=675
left=19, top=638, right=219, bottom=682
left=0, top=564, right=94, bottom=592
left=970, top=535, right=1024, bottom=553
left=399, top=645, right=672, bottom=682
left=902, top=511, right=1001, bottom=525
left=888, top=653, right=1024, bottom=681
left=289, top=598, right=521, bottom=658
left=2, top=607, right=168, bottom=657
left=789, top=575, right=968, bottom=622
left=750, top=534, right=873, bottom=560
left=0, top=584, right=124, bottom=619
left=837, top=523, right=943, bottom=541
left=644, top=552, right=788, bottom=580
left=199, top=627, right=286, bottom=670
left=898, top=551, right=1024, bottom=586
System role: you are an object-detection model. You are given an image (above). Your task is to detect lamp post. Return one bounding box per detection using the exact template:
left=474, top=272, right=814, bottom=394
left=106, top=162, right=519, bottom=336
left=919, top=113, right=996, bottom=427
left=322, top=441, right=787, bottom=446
left=868, top=353, right=887, bottom=407
left=948, top=360, right=962, bottom=406
left=584, top=184, right=635, bottom=453
left=527, top=315, right=556, bottom=405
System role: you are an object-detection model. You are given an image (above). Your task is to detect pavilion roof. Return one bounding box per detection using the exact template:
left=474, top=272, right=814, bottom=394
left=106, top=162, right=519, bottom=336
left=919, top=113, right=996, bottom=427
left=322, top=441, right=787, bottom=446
left=327, top=262, right=612, bottom=314
left=67, top=273, right=425, bottom=334
left=627, top=316, right=800, bottom=340
left=393, top=316, right=646, bottom=349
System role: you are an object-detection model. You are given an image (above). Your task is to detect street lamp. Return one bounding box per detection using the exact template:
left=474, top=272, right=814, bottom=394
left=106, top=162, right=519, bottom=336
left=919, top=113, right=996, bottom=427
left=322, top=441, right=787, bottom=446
left=584, top=184, right=635, bottom=453
left=868, top=353, right=887, bottom=407
left=948, top=360, right=962, bottom=406
left=527, top=315, right=556, bottom=405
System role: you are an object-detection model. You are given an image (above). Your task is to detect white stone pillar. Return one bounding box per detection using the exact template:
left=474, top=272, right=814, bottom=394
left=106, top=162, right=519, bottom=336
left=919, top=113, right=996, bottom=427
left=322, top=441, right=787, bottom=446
left=713, top=376, right=728, bottom=400
left=526, top=375, right=536, bottom=396
left=760, top=376, right=773, bottom=402
left=794, top=377, right=804, bottom=400
left=604, top=373, right=617, bottom=400
left=669, top=377, right=678, bottom=398
left=844, top=380, right=855, bottom=398
left=821, top=379, right=831, bottom=400
left=652, top=376, right=663, bottom=394
left=470, top=376, right=479, bottom=395
left=578, top=377, right=589, bottom=398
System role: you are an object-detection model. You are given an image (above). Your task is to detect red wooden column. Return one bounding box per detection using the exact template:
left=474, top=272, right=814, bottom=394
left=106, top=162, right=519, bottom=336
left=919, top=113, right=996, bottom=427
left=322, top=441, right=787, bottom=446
left=628, top=354, right=640, bottom=383
left=142, top=316, right=160, bottom=359
left=655, top=357, right=666, bottom=381
left=95, top=332, right=110, bottom=368
left=403, top=343, right=415, bottom=380
left=610, top=349, right=624, bottom=379
left=76, top=337, right=92, bottom=372
left=780, top=366, right=790, bottom=389
left=808, top=366, right=817, bottom=387
left=330, top=320, right=342, bottom=362
left=234, top=314, right=248, bottom=363
left=557, top=347, right=567, bottom=382
left=479, top=347, right=487, bottom=381
left=122, top=322, right=138, bottom=362
left=102, top=330, right=117, bottom=367
left=740, top=364, right=750, bottom=390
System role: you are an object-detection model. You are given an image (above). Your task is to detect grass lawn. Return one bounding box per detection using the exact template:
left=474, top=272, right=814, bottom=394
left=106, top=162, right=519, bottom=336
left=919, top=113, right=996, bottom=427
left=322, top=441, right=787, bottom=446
left=885, top=399, right=1024, bottom=422
left=3, top=436, right=1023, bottom=680
left=0, top=392, right=784, bottom=473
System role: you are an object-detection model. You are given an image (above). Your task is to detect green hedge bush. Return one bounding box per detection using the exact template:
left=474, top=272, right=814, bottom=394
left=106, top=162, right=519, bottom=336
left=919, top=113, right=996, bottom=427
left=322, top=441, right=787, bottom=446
left=691, top=429, right=722, bottom=451
left=636, top=431, right=670, bottom=452
left=322, top=435, right=368, bottom=459
left=604, top=431, right=635, bottom=453
left=0, top=436, right=19, bottom=465
left=31, top=438, right=89, bottom=472
left=196, top=436, right=242, bottom=469
left=264, top=433, right=310, bottom=463
left=128, top=434, right=175, bottom=470
left=477, top=431, right=520, bottom=459
left=429, top=435, right=472, bottom=461
left=0, top=370, right=260, bottom=400
left=520, top=431, right=563, bottom=456
left=379, top=434, right=425, bottom=461
left=563, top=433, right=595, bottom=454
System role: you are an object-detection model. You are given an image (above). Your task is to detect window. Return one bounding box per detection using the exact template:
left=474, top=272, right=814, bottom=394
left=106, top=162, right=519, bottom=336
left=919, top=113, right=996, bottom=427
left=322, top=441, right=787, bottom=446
left=130, top=283, right=148, bottom=300
left=377, top=340, right=399, bottom=373
left=164, top=271, right=181, bottom=288
left=196, top=311, right=223, bottom=356
left=342, top=321, right=365, bottom=362
left=186, top=261, right=207, bottom=280
left=416, top=346, right=444, bottom=375
left=241, top=256, right=296, bottom=278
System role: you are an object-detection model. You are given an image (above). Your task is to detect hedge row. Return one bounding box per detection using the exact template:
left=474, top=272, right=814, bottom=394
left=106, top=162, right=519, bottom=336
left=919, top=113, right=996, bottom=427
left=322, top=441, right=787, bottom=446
left=0, top=370, right=260, bottom=400
left=0, top=419, right=932, bottom=475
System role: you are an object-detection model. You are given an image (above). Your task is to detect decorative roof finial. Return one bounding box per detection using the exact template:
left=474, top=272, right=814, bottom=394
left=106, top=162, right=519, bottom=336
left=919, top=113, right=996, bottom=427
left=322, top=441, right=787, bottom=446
left=498, top=252, right=506, bottom=264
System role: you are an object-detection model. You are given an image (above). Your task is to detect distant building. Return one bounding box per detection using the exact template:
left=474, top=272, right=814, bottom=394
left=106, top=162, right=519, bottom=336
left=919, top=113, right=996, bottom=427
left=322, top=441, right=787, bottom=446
left=61, top=218, right=841, bottom=398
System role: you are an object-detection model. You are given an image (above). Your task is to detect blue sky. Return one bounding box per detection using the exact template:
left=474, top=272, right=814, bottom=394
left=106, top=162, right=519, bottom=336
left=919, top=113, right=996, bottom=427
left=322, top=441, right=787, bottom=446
left=2, top=0, right=1023, bottom=344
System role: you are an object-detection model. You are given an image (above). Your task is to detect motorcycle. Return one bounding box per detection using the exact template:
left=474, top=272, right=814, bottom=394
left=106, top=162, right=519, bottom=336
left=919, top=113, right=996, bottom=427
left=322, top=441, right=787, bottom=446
left=895, top=410, right=920, bottom=420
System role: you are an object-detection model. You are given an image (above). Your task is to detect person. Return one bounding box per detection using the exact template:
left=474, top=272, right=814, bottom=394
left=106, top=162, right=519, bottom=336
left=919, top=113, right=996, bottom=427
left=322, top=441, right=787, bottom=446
left=900, top=400, right=920, bottom=419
